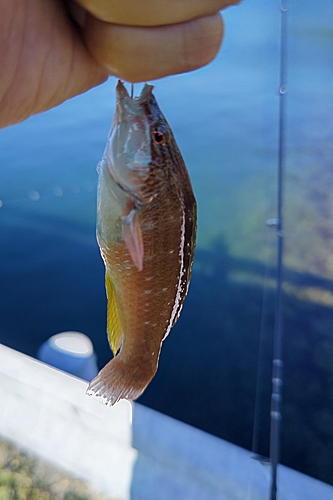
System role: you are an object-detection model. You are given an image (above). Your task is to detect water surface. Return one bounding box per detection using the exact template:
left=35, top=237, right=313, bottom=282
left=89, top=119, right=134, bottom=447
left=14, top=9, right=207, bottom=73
left=1, top=0, right=333, bottom=486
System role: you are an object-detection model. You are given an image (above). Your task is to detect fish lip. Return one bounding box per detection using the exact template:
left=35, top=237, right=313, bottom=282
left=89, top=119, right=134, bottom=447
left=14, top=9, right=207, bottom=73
left=136, top=83, right=154, bottom=105
left=116, top=80, right=154, bottom=112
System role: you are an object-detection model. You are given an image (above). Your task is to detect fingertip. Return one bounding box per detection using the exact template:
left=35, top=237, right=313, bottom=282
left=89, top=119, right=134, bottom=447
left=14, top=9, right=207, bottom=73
left=83, top=13, right=225, bottom=82
left=181, top=13, right=224, bottom=74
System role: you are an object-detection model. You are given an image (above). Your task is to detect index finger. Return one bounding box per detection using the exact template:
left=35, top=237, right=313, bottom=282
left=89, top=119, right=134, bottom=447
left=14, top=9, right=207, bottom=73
left=73, top=0, right=241, bottom=26
left=82, top=13, right=224, bottom=83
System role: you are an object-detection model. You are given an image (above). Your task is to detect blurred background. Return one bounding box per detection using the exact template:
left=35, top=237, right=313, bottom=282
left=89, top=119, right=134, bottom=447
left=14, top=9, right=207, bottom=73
left=1, top=0, right=333, bottom=486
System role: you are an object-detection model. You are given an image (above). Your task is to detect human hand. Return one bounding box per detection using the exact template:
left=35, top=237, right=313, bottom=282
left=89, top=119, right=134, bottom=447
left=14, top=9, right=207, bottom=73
left=0, top=0, right=240, bottom=128
left=73, top=0, right=241, bottom=82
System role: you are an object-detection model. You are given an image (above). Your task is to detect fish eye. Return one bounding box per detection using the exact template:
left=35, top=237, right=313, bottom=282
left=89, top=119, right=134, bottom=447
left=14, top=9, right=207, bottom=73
left=153, top=129, right=166, bottom=145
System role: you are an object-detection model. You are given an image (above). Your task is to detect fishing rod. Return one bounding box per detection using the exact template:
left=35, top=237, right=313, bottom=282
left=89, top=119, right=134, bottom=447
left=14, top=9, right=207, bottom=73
left=269, top=1, right=288, bottom=499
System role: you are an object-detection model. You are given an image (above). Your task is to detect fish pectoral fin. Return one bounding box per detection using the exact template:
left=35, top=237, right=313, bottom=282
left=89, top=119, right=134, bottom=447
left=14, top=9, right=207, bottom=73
left=121, top=207, right=144, bottom=271
left=106, top=272, right=122, bottom=356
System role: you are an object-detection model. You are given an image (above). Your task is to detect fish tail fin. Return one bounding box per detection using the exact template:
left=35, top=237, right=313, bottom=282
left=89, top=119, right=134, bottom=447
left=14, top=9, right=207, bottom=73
left=86, top=351, right=159, bottom=406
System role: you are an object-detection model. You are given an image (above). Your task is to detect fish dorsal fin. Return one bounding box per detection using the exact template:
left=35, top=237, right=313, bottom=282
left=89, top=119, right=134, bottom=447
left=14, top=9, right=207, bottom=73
left=105, top=272, right=122, bottom=356
left=122, top=207, right=144, bottom=271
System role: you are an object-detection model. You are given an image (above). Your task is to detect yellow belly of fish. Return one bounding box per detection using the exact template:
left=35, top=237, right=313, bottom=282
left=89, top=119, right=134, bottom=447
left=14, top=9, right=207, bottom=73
left=87, top=196, right=187, bottom=405
left=107, top=199, right=184, bottom=353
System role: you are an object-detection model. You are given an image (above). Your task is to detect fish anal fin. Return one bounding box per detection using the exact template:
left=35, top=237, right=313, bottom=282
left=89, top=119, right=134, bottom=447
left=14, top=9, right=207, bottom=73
left=122, top=207, right=144, bottom=271
left=105, top=272, right=122, bottom=356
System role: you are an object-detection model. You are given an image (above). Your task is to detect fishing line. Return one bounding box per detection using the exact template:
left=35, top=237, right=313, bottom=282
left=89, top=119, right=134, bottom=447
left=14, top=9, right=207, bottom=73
left=269, top=1, right=288, bottom=499
left=251, top=224, right=275, bottom=460
left=248, top=2, right=288, bottom=499
left=247, top=192, right=277, bottom=500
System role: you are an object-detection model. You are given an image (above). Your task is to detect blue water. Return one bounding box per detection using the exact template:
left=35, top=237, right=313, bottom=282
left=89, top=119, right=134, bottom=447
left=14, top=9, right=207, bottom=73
left=1, top=0, right=333, bottom=485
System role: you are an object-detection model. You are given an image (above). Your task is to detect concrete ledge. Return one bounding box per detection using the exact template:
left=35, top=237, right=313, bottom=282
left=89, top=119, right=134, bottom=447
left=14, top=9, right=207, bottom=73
left=0, top=343, right=135, bottom=499
left=0, top=343, right=332, bottom=500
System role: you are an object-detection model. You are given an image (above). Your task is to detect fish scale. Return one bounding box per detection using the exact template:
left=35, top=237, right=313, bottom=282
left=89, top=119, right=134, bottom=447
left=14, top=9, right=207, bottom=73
left=107, top=193, right=185, bottom=345
left=87, top=81, right=196, bottom=406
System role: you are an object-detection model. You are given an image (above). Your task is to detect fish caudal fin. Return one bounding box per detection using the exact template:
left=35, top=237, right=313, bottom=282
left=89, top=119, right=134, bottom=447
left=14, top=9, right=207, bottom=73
left=86, top=352, right=158, bottom=406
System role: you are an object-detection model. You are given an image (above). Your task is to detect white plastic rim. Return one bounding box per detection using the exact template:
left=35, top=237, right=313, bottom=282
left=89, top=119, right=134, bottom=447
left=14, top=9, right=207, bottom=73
left=37, top=331, right=98, bottom=381
left=51, top=331, right=94, bottom=356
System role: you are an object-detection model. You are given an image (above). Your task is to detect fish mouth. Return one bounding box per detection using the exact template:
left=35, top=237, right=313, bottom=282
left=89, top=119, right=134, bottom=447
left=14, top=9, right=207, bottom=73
left=116, top=80, right=165, bottom=127
left=116, top=81, right=154, bottom=111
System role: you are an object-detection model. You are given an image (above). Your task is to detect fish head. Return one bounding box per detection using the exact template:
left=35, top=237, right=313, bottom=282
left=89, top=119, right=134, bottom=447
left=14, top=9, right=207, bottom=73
left=104, top=81, right=172, bottom=204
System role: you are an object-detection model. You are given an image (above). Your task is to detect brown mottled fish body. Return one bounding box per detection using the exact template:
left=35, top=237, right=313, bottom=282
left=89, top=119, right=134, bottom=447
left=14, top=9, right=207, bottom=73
left=87, top=81, right=196, bottom=405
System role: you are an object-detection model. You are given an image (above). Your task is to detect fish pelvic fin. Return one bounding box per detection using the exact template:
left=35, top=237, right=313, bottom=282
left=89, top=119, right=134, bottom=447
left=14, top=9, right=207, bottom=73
left=106, top=272, right=122, bottom=356
left=121, top=207, right=144, bottom=271
left=86, top=351, right=159, bottom=406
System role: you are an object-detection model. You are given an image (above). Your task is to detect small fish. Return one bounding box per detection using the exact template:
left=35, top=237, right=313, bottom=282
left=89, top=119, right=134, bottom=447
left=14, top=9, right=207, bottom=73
left=87, top=81, right=197, bottom=406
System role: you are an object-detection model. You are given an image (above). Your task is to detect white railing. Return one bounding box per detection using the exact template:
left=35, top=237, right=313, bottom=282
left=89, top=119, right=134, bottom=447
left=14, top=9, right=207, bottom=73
left=0, top=343, right=332, bottom=500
